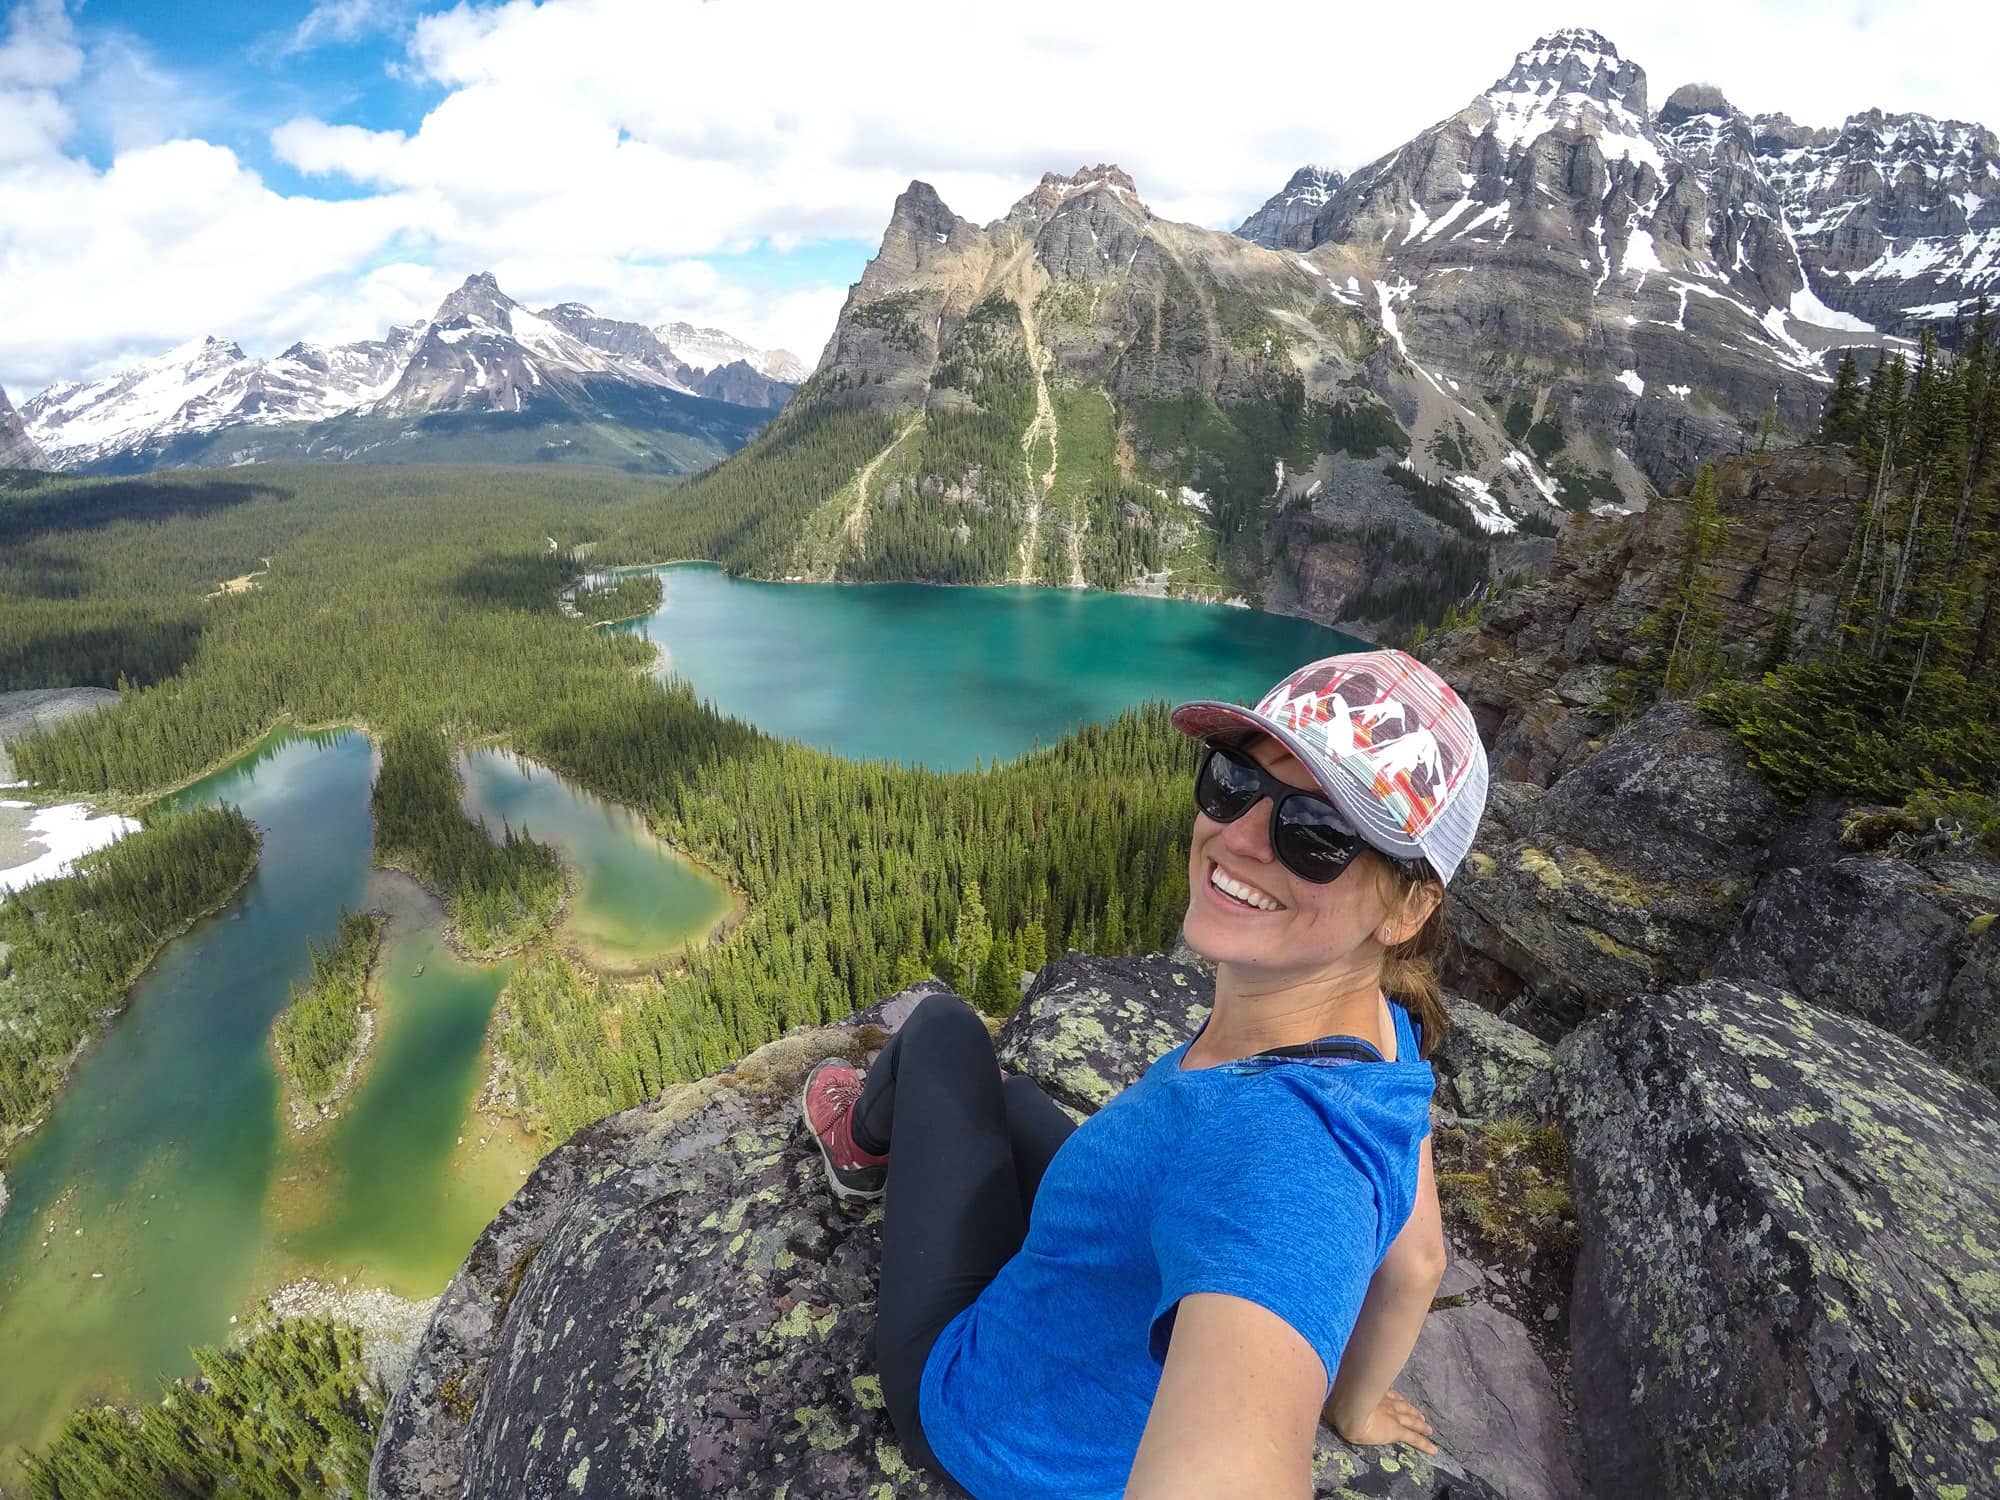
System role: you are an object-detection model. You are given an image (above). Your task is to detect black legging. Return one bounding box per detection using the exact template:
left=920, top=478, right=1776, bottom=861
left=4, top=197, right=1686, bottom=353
left=850, top=991, right=1078, bottom=1483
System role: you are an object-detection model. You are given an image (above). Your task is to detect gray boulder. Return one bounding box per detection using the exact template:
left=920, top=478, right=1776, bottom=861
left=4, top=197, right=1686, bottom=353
left=1431, top=995, right=1555, bottom=1120
left=1554, top=980, right=2000, bottom=1497
left=1446, top=703, right=1781, bottom=1033
left=373, top=958, right=1529, bottom=1498
left=1716, top=852, right=2000, bottom=1092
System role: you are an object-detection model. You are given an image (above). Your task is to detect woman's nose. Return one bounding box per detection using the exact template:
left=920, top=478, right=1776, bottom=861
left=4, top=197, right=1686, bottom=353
left=1217, top=799, right=1276, bottom=861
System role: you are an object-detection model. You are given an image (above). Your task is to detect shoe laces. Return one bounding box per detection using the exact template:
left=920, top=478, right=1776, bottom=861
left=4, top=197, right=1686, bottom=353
left=816, top=1066, right=863, bottom=1115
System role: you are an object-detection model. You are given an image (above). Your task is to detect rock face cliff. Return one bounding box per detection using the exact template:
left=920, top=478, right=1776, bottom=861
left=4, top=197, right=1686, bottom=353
left=0, top=384, right=46, bottom=469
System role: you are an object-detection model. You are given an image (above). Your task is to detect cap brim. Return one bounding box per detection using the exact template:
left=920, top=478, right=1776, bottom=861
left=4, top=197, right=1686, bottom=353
left=1170, top=700, right=1429, bottom=868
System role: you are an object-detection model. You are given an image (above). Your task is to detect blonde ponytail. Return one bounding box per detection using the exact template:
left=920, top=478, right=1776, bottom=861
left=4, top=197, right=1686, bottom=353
left=1372, top=857, right=1449, bottom=1059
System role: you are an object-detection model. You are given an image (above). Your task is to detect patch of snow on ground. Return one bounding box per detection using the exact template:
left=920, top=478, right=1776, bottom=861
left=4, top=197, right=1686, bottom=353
left=1422, top=197, right=1478, bottom=242
left=1, top=803, right=141, bottom=893
left=1179, top=486, right=1211, bottom=513
left=1668, top=383, right=1691, bottom=399
left=1446, top=475, right=1520, bottom=535
left=1903, top=299, right=1971, bottom=320
left=1616, top=369, right=1645, bottom=396
left=1454, top=202, right=1510, bottom=239
left=1501, top=449, right=1559, bottom=502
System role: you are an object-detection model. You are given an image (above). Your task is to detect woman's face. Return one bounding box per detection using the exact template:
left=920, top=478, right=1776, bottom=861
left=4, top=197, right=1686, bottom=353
left=1181, top=733, right=1396, bottom=980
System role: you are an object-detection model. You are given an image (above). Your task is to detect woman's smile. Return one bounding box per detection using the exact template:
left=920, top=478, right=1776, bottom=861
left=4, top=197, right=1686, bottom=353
left=1202, top=858, right=1287, bottom=913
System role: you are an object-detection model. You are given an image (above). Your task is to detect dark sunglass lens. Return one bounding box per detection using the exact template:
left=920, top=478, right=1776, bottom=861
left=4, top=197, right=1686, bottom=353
left=1197, top=746, right=1263, bottom=821
left=1273, top=795, right=1362, bottom=882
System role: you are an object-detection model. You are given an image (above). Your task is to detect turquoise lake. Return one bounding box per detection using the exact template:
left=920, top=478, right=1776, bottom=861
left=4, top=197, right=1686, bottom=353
left=615, top=564, right=1366, bottom=768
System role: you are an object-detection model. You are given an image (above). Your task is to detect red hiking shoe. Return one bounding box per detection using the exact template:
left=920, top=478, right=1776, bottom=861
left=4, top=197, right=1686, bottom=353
left=802, top=1059, right=888, bottom=1203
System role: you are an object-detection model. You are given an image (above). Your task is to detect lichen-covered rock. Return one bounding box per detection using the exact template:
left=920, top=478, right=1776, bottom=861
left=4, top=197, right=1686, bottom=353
left=1445, top=703, right=1779, bottom=1032
left=374, top=960, right=1516, bottom=1498
left=1431, top=996, right=1554, bottom=1120
left=994, top=951, right=1213, bottom=1110
left=1554, top=980, right=2000, bottom=1498
left=1716, top=852, right=2000, bottom=1092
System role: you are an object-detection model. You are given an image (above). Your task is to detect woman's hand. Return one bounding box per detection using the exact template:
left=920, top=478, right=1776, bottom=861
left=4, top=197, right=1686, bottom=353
left=1326, top=1387, right=1437, bottom=1454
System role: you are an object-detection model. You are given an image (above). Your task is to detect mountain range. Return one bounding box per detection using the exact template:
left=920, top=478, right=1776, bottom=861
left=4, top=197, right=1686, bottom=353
left=636, top=25, right=1994, bottom=635
left=11, top=28, right=1994, bottom=637
left=13, top=275, right=803, bottom=474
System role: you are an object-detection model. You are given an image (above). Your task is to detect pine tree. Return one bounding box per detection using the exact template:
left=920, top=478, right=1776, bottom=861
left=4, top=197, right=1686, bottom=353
left=1019, top=917, right=1048, bottom=977
left=1822, top=351, right=1863, bottom=445
left=1653, top=463, right=1729, bottom=698
left=952, top=882, right=991, bottom=999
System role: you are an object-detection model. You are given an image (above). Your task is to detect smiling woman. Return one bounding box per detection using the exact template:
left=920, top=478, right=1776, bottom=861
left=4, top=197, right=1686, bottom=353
left=797, top=647, right=1489, bottom=1498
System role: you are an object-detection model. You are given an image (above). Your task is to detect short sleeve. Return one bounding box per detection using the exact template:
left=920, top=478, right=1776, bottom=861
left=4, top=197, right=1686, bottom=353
left=1148, top=1088, right=1379, bottom=1393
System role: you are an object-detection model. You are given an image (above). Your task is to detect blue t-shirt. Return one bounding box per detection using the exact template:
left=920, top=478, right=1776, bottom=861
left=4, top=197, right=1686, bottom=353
left=919, top=1000, right=1436, bottom=1499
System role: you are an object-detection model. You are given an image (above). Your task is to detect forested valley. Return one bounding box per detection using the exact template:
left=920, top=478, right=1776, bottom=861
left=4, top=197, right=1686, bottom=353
left=371, top=725, right=565, bottom=956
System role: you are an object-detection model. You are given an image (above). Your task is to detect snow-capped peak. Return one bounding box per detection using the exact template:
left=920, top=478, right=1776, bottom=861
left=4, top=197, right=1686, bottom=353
left=20, top=274, right=805, bottom=469
left=1467, top=25, right=1660, bottom=169
left=655, top=321, right=806, bottom=381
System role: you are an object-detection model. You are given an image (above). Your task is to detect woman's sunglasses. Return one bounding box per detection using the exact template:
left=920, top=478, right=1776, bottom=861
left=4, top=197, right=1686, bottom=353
left=1194, top=740, right=1373, bottom=885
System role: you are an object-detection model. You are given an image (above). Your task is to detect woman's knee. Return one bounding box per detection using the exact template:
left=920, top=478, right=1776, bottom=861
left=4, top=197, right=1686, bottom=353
left=899, top=990, right=990, bottom=1056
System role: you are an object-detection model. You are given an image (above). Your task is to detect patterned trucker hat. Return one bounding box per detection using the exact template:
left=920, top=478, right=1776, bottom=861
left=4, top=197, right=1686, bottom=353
left=1170, top=649, right=1490, bottom=884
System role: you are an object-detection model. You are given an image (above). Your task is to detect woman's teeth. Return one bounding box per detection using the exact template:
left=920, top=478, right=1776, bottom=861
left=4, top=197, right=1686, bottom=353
left=1210, top=863, right=1282, bottom=912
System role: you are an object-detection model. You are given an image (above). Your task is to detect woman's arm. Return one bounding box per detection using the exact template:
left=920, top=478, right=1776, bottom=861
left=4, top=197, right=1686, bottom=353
left=1322, top=1136, right=1446, bottom=1448
left=1125, top=1293, right=1327, bottom=1499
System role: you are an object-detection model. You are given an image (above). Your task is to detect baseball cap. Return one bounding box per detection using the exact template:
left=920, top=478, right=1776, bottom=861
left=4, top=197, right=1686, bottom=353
left=1170, top=649, right=1489, bottom=884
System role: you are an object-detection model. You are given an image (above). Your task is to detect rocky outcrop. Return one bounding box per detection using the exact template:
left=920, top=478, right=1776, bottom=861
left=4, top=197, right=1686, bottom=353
left=1421, top=446, right=1865, bottom=787
left=1716, top=847, right=2000, bottom=1092
left=0, top=384, right=47, bottom=469
left=1431, top=994, right=1554, bottom=1120
left=1443, top=700, right=1781, bottom=1035
left=1554, top=980, right=2000, bottom=1497
left=375, top=957, right=1585, bottom=1499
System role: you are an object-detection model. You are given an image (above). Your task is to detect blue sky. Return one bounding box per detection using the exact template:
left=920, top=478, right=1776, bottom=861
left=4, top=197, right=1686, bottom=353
left=2, top=0, right=1995, bottom=393
left=61, top=0, right=877, bottom=284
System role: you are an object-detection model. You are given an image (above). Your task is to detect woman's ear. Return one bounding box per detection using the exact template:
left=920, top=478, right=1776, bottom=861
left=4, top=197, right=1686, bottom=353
left=1376, top=878, right=1442, bottom=947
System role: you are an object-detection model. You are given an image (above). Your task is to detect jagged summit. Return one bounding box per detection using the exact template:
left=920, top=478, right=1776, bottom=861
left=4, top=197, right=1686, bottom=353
left=1467, top=26, right=1655, bottom=162
left=1237, top=166, right=1345, bottom=248
left=430, top=271, right=518, bottom=331
left=1003, top=164, right=1147, bottom=229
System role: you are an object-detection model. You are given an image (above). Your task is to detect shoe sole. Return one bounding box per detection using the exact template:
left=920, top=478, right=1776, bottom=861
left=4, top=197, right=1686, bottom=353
left=800, top=1063, right=885, bottom=1205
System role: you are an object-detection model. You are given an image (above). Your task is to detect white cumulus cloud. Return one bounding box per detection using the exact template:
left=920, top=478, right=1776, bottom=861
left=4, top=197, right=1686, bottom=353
left=2, top=0, right=1998, bottom=396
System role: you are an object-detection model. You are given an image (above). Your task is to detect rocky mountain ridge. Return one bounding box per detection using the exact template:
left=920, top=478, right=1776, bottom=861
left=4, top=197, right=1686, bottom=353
left=17, top=276, right=799, bottom=472
left=1235, top=28, right=1927, bottom=500
left=745, top=157, right=1570, bottom=634
left=697, top=29, right=1974, bottom=635
left=0, top=384, right=45, bottom=469
left=1245, top=27, right=1995, bottom=343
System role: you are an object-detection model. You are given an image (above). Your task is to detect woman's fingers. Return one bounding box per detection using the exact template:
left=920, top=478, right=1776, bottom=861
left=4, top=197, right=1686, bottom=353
left=1385, top=1391, right=1438, bottom=1453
